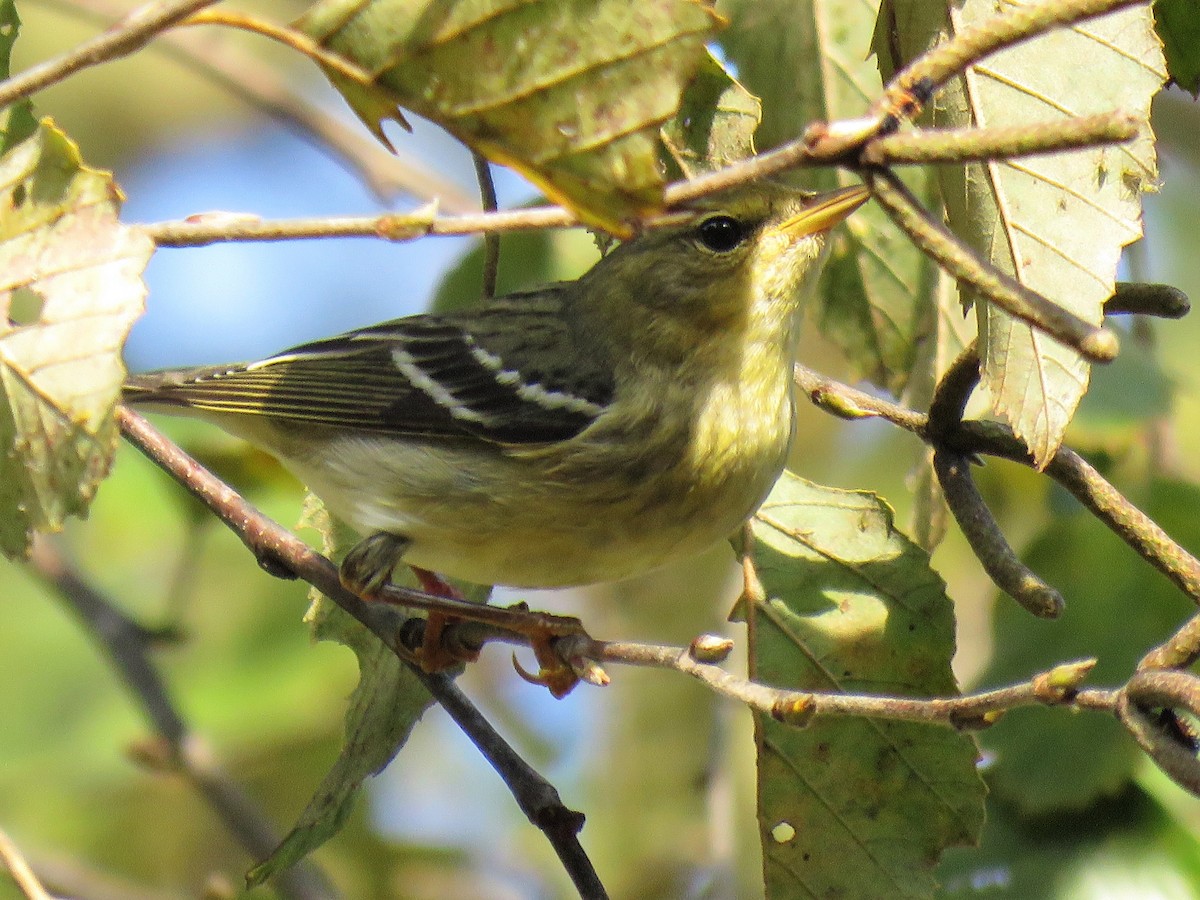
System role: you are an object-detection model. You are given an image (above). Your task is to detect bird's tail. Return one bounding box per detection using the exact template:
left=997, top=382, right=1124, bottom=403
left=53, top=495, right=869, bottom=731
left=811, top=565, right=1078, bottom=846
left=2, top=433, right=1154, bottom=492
left=122, top=365, right=246, bottom=409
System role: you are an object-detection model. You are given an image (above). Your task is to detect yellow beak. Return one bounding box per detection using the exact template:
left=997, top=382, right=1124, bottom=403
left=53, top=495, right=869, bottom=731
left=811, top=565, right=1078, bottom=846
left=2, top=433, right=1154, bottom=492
left=778, top=185, right=870, bottom=238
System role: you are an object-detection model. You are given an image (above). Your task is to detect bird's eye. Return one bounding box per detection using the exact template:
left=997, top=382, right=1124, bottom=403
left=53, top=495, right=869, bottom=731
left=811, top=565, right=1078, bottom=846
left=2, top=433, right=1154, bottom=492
left=695, top=215, right=746, bottom=253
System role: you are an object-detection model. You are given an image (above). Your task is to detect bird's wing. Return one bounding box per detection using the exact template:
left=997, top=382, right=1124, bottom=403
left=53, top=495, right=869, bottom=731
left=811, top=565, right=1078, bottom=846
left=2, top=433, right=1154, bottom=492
left=124, top=287, right=615, bottom=445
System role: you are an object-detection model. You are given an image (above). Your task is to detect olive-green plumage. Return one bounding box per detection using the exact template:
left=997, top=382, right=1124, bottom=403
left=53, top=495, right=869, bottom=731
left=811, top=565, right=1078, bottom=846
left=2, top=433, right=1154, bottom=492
left=125, top=183, right=868, bottom=590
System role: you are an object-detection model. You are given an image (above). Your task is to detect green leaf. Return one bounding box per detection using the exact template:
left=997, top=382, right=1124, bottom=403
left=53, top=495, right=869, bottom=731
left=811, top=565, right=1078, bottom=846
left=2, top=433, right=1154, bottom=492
left=0, top=0, right=36, bottom=153
left=248, top=503, right=436, bottom=888
left=660, top=49, right=760, bottom=178
left=750, top=473, right=985, bottom=900
left=978, top=479, right=1197, bottom=815
left=295, top=0, right=720, bottom=232
left=431, top=214, right=599, bottom=315
left=1155, top=0, right=1200, bottom=96
left=1071, top=334, right=1174, bottom=448
left=0, top=121, right=153, bottom=558
left=939, top=785, right=1200, bottom=898
left=720, top=0, right=940, bottom=394
left=875, top=1, right=1166, bottom=466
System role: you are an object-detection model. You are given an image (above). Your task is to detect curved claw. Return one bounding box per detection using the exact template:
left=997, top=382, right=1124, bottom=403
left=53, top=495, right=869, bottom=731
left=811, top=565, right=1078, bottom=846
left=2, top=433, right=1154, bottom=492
left=511, top=651, right=579, bottom=699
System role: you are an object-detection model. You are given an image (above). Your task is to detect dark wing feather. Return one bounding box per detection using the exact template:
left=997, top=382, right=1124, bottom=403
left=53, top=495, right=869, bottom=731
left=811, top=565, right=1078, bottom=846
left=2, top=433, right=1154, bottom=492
left=124, top=287, right=615, bottom=445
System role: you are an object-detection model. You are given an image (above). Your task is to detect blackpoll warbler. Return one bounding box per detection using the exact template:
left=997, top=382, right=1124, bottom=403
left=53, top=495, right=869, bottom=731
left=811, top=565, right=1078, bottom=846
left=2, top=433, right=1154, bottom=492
left=125, top=183, right=869, bottom=597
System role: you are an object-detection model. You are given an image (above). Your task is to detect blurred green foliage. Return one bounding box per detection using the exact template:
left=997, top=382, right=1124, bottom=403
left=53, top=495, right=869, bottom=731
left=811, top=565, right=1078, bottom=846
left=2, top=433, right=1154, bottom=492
left=2, top=2, right=1200, bottom=899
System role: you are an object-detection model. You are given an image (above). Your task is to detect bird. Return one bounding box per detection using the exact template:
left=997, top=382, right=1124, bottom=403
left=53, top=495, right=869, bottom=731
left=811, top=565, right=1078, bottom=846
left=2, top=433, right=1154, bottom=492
left=124, top=182, right=869, bottom=603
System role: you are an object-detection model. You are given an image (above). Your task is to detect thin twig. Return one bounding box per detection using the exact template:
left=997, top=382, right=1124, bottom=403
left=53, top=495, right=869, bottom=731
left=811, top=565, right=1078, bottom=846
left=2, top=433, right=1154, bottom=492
left=861, top=113, right=1140, bottom=165
left=793, top=364, right=928, bottom=432
left=864, top=166, right=1118, bottom=363
left=878, top=0, right=1146, bottom=125
left=569, top=637, right=1111, bottom=727
left=934, top=450, right=1065, bottom=618
left=796, top=363, right=1200, bottom=621
left=1141, top=612, right=1200, bottom=672
left=30, top=0, right=475, bottom=209
left=472, top=153, right=501, bottom=299
left=179, top=10, right=382, bottom=89
left=0, top=830, right=54, bottom=900
left=0, top=0, right=220, bottom=109
left=949, top=421, right=1200, bottom=609
left=26, top=537, right=335, bottom=900
left=925, top=343, right=983, bottom=440
left=1106, top=282, right=1192, bottom=319
left=115, top=407, right=606, bottom=898
left=142, top=204, right=578, bottom=247
left=1117, top=670, right=1200, bottom=795
left=140, top=110, right=1148, bottom=248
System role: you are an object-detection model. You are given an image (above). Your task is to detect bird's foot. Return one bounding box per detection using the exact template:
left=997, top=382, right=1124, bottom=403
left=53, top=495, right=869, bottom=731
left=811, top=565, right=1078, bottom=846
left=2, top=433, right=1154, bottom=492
left=341, top=538, right=598, bottom=695
left=339, top=532, right=410, bottom=598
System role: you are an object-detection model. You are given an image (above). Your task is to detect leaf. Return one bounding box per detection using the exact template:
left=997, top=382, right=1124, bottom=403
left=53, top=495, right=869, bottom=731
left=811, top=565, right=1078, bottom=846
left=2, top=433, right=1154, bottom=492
left=906, top=270, right=974, bottom=551
left=248, top=503, right=436, bottom=887
left=750, top=473, right=985, bottom=900
left=295, top=0, right=720, bottom=232
left=431, top=212, right=600, bottom=315
left=0, top=121, right=153, bottom=558
left=1071, top=334, right=1174, bottom=448
left=939, top=785, right=1200, bottom=898
left=659, top=49, right=760, bottom=178
left=875, top=1, right=1166, bottom=467
left=0, top=0, right=36, bottom=153
left=720, top=0, right=940, bottom=394
left=977, top=479, right=1197, bottom=815
left=1155, top=0, right=1200, bottom=96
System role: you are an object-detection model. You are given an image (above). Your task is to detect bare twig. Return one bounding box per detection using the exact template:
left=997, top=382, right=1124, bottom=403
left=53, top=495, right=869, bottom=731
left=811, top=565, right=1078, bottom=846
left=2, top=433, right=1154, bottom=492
left=949, top=421, right=1200, bottom=610
left=140, top=112, right=1148, bottom=249
left=570, top=637, right=1111, bottom=727
left=796, top=363, right=1200, bottom=622
left=1106, top=283, right=1192, bottom=319
left=934, top=451, right=1065, bottom=618
left=877, top=0, right=1146, bottom=127
left=142, top=204, right=577, bottom=247
left=30, top=0, right=474, bottom=209
left=1117, top=670, right=1200, bottom=795
left=115, top=407, right=606, bottom=899
left=1142, top=613, right=1200, bottom=672
left=861, top=113, right=1139, bottom=166
left=793, top=364, right=928, bottom=432
left=864, top=166, right=1118, bottom=363
left=0, top=830, right=54, bottom=900
left=179, top=10, right=381, bottom=90
left=0, top=0, right=220, bottom=108
left=26, top=537, right=335, bottom=900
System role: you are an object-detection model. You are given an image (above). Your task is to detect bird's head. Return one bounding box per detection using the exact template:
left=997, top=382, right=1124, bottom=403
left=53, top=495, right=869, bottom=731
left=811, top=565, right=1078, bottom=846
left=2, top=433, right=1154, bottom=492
left=577, top=182, right=870, bottom=362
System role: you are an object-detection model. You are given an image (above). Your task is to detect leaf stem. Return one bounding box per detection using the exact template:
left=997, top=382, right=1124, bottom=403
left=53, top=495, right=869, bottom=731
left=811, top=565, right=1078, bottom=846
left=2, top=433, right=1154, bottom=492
left=179, top=10, right=382, bottom=89
left=472, top=153, right=501, bottom=299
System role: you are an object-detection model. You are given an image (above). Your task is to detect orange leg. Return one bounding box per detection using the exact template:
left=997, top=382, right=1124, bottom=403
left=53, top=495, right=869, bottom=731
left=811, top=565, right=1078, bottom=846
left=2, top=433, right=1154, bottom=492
left=407, top=566, right=482, bottom=672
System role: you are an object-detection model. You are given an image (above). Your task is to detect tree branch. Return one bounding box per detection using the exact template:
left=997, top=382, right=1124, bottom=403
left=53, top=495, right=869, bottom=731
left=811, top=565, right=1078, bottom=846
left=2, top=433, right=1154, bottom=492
left=27, top=537, right=336, bottom=900
left=0, top=0, right=220, bottom=108
left=31, top=0, right=475, bottom=209
left=115, top=407, right=607, bottom=900
left=863, top=166, right=1118, bottom=363
left=861, top=112, right=1139, bottom=166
